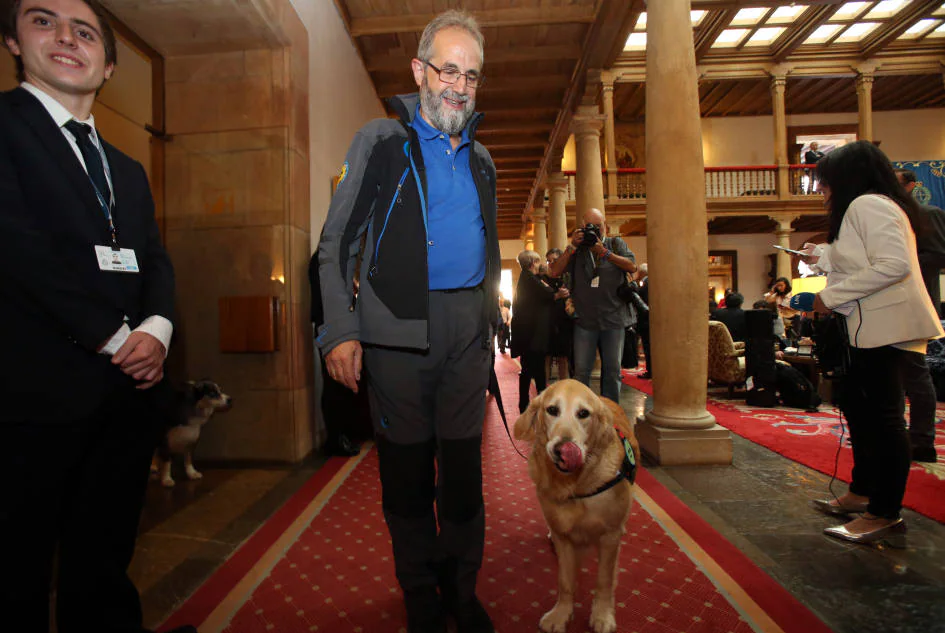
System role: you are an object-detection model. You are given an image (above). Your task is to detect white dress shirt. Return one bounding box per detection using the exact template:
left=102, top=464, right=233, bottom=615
left=21, top=82, right=173, bottom=356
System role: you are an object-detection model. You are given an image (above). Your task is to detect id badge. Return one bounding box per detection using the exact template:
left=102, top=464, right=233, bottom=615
left=590, top=275, right=600, bottom=288
left=95, top=245, right=140, bottom=273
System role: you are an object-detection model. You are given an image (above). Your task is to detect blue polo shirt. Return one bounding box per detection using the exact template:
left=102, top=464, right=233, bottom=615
left=411, top=107, right=486, bottom=290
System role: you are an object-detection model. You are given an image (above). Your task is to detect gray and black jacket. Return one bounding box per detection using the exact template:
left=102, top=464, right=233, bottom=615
left=316, top=93, right=500, bottom=355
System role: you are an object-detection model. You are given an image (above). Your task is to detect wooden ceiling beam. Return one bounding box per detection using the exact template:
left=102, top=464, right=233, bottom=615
left=375, top=75, right=570, bottom=98
left=860, top=0, right=943, bottom=59
left=773, top=6, right=841, bottom=62
left=364, top=44, right=583, bottom=72
left=477, top=122, right=554, bottom=136
left=695, top=10, right=738, bottom=61
left=723, top=80, right=769, bottom=115
left=526, top=0, right=646, bottom=218
left=349, top=6, right=597, bottom=37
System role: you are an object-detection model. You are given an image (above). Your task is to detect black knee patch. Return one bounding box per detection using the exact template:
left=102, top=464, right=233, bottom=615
left=377, top=436, right=436, bottom=518
left=437, top=438, right=484, bottom=523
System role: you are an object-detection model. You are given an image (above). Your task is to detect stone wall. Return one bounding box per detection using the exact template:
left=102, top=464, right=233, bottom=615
left=163, top=11, right=312, bottom=463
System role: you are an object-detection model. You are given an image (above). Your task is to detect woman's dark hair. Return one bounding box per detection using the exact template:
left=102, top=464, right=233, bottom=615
left=772, top=277, right=792, bottom=295
left=815, top=140, right=923, bottom=243
left=1, top=0, right=118, bottom=83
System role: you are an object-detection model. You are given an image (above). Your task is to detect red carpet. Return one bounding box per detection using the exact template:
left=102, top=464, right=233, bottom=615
left=622, top=368, right=945, bottom=524
left=161, top=356, right=832, bottom=633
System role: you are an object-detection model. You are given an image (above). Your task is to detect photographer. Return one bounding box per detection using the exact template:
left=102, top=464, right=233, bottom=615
left=549, top=208, right=637, bottom=401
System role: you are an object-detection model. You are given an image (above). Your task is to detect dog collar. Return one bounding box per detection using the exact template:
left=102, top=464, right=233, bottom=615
left=569, top=426, right=637, bottom=501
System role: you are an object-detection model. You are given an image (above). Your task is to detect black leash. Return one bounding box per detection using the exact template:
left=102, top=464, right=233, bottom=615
left=488, top=365, right=529, bottom=460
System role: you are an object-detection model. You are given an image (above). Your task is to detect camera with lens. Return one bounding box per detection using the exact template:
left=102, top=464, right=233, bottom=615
left=580, top=223, right=602, bottom=248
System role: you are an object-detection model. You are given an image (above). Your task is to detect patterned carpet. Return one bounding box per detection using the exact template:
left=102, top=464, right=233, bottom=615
left=622, top=368, right=945, bottom=524
left=160, top=356, right=831, bottom=633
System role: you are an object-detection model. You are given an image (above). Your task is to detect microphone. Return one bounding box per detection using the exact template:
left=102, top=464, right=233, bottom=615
left=790, top=292, right=817, bottom=312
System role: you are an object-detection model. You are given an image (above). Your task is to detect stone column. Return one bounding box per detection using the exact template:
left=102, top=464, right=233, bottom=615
left=856, top=72, right=874, bottom=142
left=570, top=105, right=607, bottom=222
left=532, top=209, right=548, bottom=258
left=770, top=73, right=789, bottom=198
left=601, top=71, right=618, bottom=200
left=547, top=174, right=570, bottom=251
left=771, top=214, right=798, bottom=279
left=638, top=0, right=730, bottom=465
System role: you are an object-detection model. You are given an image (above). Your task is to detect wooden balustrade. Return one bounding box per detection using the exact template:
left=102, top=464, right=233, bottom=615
left=560, top=166, right=823, bottom=202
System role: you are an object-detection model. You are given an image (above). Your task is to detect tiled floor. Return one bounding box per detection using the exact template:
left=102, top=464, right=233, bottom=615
left=133, top=384, right=945, bottom=633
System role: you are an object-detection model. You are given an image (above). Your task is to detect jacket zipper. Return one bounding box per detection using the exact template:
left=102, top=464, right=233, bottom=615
left=369, top=166, right=410, bottom=279
left=407, top=141, right=432, bottom=349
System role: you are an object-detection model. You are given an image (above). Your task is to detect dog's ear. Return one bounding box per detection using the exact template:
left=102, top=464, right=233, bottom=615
left=513, top=394, right=543, bottom=442
left=595, top=395, right=617, bottom=430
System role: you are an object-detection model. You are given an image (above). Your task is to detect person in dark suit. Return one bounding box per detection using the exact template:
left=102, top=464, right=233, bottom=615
left=0, top=1, right=193, bottom=632
left=804, top=142, right=825, bottom=193
left=712, top=292, right=747, bottom=343
left=511, top=250, right=561, bottom=413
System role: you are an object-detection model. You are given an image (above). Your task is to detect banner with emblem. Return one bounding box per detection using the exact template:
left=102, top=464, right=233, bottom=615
left=893, top=160, right=945, bottom=210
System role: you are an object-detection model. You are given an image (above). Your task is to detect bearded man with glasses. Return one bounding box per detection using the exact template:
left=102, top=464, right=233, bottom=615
left=315, top=9, right=499, bottom=633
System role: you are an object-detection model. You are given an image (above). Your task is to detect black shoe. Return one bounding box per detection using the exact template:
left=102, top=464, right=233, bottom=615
left=640, top=372, right=652, bottom=379
left=450, top=596, right=494, bottom=633
left=912, top=445, right=938, bottom=463
left=404, top=587, right=446, bottom=633
left=328, top=434, right=361, bottom=457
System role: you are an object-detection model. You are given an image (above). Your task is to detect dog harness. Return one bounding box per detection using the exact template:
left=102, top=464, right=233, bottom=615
left=569, top=426, right=637, bottom=500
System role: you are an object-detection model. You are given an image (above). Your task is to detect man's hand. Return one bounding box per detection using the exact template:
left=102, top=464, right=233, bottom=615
left=326, top=340, right=363, bottom=393
left=570, top=230, right=585, bottom=249
left=812, top=293, right=830, bottom=315
left=591, top=242, right=607, bottom=257
left=554, top=287, right=570, bottom=300
left=112, top=331, right=166, bottom=389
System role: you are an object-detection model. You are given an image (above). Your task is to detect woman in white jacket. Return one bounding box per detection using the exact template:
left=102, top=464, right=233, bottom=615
left=803, top=141, right=943, bottom=546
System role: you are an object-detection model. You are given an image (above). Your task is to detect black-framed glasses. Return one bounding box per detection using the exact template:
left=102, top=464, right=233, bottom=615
left=422, top=60, right=484, bottom=89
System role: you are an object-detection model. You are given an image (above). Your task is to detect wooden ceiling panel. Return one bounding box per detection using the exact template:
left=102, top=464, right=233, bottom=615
left=335, top=0, right=945, bottom=236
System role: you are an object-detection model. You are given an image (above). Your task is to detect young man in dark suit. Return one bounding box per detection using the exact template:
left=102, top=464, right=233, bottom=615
left=0, top=1, right=193, bottom=631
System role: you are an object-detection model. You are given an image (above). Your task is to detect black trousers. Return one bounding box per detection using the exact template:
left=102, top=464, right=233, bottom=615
left=364, top=289, right=490, bottom=605
left=899, top=350, right=937, bottom=450
left=639, top=323, right=652, bottom=375
left=840, top=346, right=911, bottom=519
left=0, top=389, right=161, bottom=633
left=518, top=350, right=547, bottom=412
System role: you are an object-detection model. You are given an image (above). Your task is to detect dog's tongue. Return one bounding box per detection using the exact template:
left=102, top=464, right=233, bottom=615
left=558, top=442, right=583, bottom=471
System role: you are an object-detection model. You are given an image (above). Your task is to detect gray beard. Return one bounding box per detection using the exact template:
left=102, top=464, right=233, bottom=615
left=420, top=78, right=474, bottom=137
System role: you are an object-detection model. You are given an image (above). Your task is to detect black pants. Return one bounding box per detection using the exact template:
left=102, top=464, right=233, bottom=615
left=622, top=327, right=639, bottom=369
left=319, top=353, right=371, bottom=446
left=639, top=323, right=652, bottom=375
left=0, top=390, right=161, bottom=633
left=899, top=350, right=937, bottom=450
left=840, top=346, right=911, bottom=519
left=518, top=351, right=547, bottom=412
left=363, top=289, right=490, bottom=605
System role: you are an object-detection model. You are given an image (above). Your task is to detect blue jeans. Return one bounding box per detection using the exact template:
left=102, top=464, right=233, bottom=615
left=573, top=325, right=625, bottom=402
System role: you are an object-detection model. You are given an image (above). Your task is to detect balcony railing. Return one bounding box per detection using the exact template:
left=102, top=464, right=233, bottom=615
left=562, top=165, right=823, bottom=202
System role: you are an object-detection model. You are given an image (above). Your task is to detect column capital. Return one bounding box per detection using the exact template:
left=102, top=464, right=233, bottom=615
left=855, top=71, right=875, bottom=92
left=545, top=173, right=570, bottom=194
left=570, top=106, right=605, bottom=138
left=530, top=209, right=548, bottom=223
left=769, top=74, right=787, bottom=93
left=769, top=213, right=799, bottom=231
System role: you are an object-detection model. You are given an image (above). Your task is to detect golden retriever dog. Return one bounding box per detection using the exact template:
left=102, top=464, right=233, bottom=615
left=513, top=379, right=639, bottom=633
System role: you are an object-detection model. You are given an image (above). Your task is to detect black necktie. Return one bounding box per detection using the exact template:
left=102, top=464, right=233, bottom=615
left=64, top=119, right=111, bottom=210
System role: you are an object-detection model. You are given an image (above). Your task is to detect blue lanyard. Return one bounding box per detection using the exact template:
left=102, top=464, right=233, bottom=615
left=90, top=179, right=118, bottom=247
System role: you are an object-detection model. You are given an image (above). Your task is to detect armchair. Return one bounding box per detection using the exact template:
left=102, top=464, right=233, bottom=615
left=708, top=320, right=746, bottom=398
